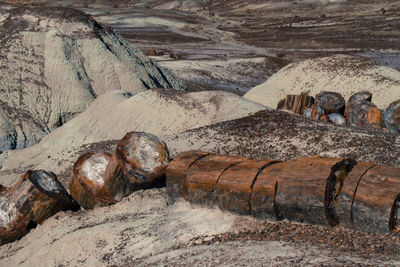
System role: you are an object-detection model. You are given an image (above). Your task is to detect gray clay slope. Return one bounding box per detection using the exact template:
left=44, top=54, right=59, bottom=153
left=0, top=7, right=185, bottom=152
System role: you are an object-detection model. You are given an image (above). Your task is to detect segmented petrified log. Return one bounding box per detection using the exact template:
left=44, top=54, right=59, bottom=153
left=278, top=94, right=314, bottom=114
left=325, top=162, right=376, bottom=229
left=1, top=170, right=79, bottom=245
left=104, top=132, right=170, bottom=201
left=315, top=91, right=345, bottom=114
left=252, top=156, right=346, bottom=225
left=214, top=159, right=279, bottom=215
left=69, top=152, right=114, bottom=209
left=351, top=165, right=400, bottom=234
left=345, top=101, right=382, bottom=128
left=347, top=91, right=372, bottom=107
left=383, top=99, right=400, bottom=134
left=185, top=154, right=247, bottom=206
left=166, top=151, right=210, bottom=203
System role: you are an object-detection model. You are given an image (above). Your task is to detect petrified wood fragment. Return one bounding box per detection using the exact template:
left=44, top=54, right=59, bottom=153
left=166, top=151, right=210, bottom=203
left=351, top=165, right=400, bottom=234
left=1, top=170, right=79, bottom=245
left=383, top=99, right=400, bottom=135
left=69, top=152, right=114, bottom=209
left=214, top=159, right=278, bottom=215
left=315, top=91, right=345, bottom=114
left=104, top=132, right=170, bottom=201
left=279, top=94, right=314, bottom=114
left=347, top=91, right=372, bottom=107
left=346, top=101, right=382, bottom=128
left=185, top=154, right=246, bottom=206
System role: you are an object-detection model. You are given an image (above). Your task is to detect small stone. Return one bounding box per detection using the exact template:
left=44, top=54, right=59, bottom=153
left=328, top=113, right=346, bottom=125
left=320, top=114, right=329, bottom=122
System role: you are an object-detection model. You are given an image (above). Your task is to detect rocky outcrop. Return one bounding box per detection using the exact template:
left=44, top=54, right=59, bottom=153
left=244, top=55, right=400, bottom=109
left=0, top=7, right=185, bottom=152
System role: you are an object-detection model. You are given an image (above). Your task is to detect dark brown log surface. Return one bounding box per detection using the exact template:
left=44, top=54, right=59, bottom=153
left=104, top=132, right=170, bottom=201
left=185, top=154, right=247, bottom=206
left=1, top=170, right=78, bottom=245
left=166, top=152, right=400, bottom=235
left=69, top=152, right=114, bottom=209
left=166, top=151, right=210, bottom=202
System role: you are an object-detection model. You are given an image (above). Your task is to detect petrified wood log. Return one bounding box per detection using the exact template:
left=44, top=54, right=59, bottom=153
left=166, top=151, right=210, bottom=203
left=185, top=154, right=247, bottom=206
left=315, top=91, right=345, bottom=114
left=351, top=165, right=400, bottom=234
left=345, top=101, right=382, bottom=128
left=69, top=152, right=114, bottom=209
left=254, top=156, right=346, bottom=225
left=1, top=170, right=79, bottom=245
left=325, top=162, right=376, bottom=229
left=279, top=94, right=314, bottom=114
left=104, top=132, right=171, bottom=201
left=214, top=159, right=279, bottom=215
left=383, top=99, right=400, bottom=134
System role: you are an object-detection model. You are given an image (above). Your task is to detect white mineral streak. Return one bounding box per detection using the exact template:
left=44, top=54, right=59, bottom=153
left=0, top=196, right=16, bottom=226
left=81, top=154, right=109, bottom=185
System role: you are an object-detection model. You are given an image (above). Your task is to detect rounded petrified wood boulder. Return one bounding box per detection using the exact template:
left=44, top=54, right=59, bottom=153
left=383, top=99, right=400, bottom=134
left=315, top=91, right=345, bottom=114
left=345, top=101, right=382, bottom=128
left=104, top=132, right=171, bottom=201
left=69, top=152, right=114, bottom=209
left=1, top=170, right=79, bottom=245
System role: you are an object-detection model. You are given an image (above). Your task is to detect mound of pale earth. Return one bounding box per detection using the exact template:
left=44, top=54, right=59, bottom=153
left=244, top=55, right=400, bottom=109
left=0, top=7, right=185, bottom=152
left=0, top=188, right=399, bottom=266
left=0, top=89, right=264, bottom=186
left=164, top=109, right=400, bottom=168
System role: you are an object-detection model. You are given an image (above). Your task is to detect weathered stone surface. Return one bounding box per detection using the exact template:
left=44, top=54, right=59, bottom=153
left=104, top=132, right=170, bottom=201
left=1, top=170, right=78, bottom=245
left=346, top=101, right=380, bottom=127
left=315, top=91, right=345, bottom=114
left=352, top=165, right=400, bottom=234
left=329, top=162, right=377, bottom=229
left=214, top=159, right=276, bottom=215
left=279, top=94, right=314, bottom=114
left=0, top=7, right=185, bottom=153
left=347, top=91, right=372, bottom=107
left=69, top=152, right=114, bottom=209
left=328, top=113, right=346, bottom=125
left=383, top=99, right=400, bottom=135
left=166, top=151, right=209, bottom=203
left=185, top=154, right=246, bottom=206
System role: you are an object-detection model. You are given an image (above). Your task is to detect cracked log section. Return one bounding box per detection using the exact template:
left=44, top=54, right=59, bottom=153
left=166, top=152, right=400, bottom=235
left=1, top=170, right=79, bottom=245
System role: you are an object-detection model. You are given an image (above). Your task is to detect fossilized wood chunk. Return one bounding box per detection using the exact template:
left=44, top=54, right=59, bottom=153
left=327, top=162, right=376, bottom=229
left=69, top=152, right=114, bottom=209
left=324, top=159, right=359, bottom=227
left=1, top=170, right=79, bottom=245
left=346, top=101, right=382, bottom=128
left=308, top=104, right=324, bottom=120
left=328, top=113, right=346, bottom=125
left=351, top=165, right=400, bottom=234
left=185, top=154, right=246, bottom=206
left=214, top=159, right=278, bottom=215
left=278, top=94, right=314, bottom=114
left=166, top=151, right=210, bottom=203
left=315, top=91, right=345, bottom=114
left=104, top=132, right=170, bottom=202
left=383, top=99, right=400, bottom=134
left=347, top=91, right=372, bottom=107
